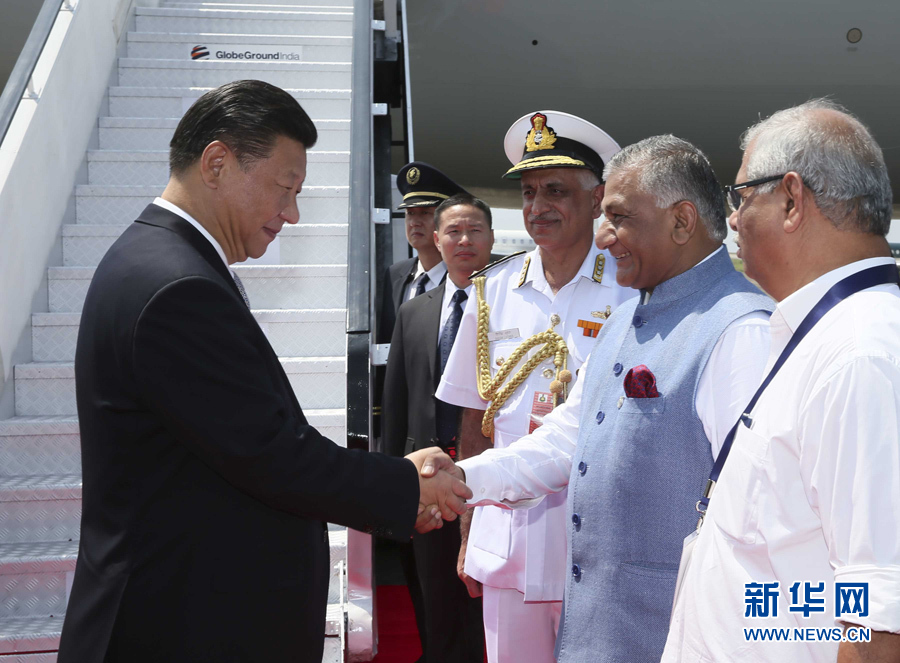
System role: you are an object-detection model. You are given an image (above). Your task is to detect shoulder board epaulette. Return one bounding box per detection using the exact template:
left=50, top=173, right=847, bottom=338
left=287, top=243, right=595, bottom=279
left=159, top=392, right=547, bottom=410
left=592, top=254, right=605, bottom=284
left=468, top=250, right=527, bottom=280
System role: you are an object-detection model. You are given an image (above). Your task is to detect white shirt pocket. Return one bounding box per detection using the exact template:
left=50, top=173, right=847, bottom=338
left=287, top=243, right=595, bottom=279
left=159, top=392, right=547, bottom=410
left=707, top=422, right=770, bottom=546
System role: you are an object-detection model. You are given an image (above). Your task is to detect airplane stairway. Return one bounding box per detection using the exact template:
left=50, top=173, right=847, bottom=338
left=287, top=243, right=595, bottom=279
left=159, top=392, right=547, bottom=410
left=0, top=0, right=361, bottom=660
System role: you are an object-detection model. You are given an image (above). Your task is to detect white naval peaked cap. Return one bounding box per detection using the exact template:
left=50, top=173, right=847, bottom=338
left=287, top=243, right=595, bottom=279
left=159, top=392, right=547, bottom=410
left=502, top=110, right=621, bottom=180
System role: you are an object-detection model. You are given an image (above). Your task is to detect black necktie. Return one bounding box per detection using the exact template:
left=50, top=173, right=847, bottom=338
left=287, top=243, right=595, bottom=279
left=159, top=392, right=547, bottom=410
left=231, top=270, right=251, bottom=309
left=414, top=273, right=429, bottom=297
left=435, top=289, right=467, bottom=448
left=439, top=289, right=467, bottom=372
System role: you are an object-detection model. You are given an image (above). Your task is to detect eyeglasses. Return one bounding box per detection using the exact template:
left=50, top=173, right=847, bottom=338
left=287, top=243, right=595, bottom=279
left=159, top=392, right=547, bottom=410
left=723, top=174, right=786, bottom=213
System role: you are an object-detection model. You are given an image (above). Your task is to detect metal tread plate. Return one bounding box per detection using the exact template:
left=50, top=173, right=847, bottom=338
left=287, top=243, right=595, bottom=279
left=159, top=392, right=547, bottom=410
left=86, top=149, right=349, bottom=162
left=0, top=417, right=79, bottom=437
left=118, top=57, right=351, bottom=72
left=0, top=542, right=78, bottom=576
left=126, top=31, right=352, bottom=44
left=107, top=85, right=351, bottom=97
left=136, top=6, right=352, bottom=18
left=0, top=476, right=81, bottom=502
left=0, top=615, right=63, bottom=653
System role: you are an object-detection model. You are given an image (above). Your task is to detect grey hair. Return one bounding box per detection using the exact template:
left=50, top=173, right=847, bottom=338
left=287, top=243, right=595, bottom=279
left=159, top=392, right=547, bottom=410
left=741, top=99, right=892, bottom=235
left=574, top=168, right=601, bottom=191
left=603, top=135, right=727, bottom=241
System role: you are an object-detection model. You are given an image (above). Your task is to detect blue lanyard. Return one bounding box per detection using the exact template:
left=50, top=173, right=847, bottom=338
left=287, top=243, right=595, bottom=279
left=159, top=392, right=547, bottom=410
left=696, top=263, right=899, bottom=517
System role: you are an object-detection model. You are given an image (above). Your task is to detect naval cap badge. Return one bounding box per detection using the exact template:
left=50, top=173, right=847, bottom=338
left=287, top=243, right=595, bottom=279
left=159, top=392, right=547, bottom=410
left=406, top=166, right=420, bottom=185
left=525, top=112, right=557, bottom=153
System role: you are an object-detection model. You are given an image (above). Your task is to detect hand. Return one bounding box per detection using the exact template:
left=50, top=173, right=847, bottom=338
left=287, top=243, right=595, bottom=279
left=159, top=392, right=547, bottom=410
left=457, top=540, right=482, bottom=598
left=406, top=447, right=472, bottom=524
left=416, top=446, right=465, bottom=480
left=415, top=502, right=443, bottom=534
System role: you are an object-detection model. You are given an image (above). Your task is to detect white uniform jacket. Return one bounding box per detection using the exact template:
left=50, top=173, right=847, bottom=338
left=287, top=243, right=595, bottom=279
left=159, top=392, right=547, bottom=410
left=436, top=243, right=635, bottom=600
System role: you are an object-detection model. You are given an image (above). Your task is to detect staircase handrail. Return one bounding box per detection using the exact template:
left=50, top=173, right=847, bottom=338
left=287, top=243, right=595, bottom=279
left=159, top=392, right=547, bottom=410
left=0, top=0, right=69, bottom=147
left=346, top=0, right=373, bottom=340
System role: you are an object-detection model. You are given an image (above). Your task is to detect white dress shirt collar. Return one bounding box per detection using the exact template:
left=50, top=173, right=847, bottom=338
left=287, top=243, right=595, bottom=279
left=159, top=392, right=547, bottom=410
left=406, top=258, right=447, bottom=301
left=521, top=241, right=610, bottom=296
left=153, top=197, right=229, bottom=269
left=413, top=258, right=447, bottom=284
left=774, top=256, right=897, bottom=334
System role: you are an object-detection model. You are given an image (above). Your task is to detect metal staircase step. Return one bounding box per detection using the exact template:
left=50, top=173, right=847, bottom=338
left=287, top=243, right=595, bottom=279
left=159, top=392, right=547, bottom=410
left=135, top=7, right=353, bottom=37
left=0, top=408, right=344, bottom=482
left=0, top=542, right=77, bottom=620
left=164, top=2, right=353, bottom=9
left=0, top=615, right=63, bottom=655
left=75, top=182, right=349, bottom=224
left=0, top=476, right=81, bottom=545
left=162, top=0, right=353, bottom=6
left=117, top=57, right=351, bottom=89
left=86, top=150, right=348, bottom=187
left=126, top=31, right=351, bottom=62
left=0, top=417, right=80, bottom=477
left=48, top=263, right=347, bottom=313
left=32, top=307, right=349, bottom=361
left=108, top=86, right=350, bottom=119
left=15, top=357, right=347, bottom=417
left=98, top=116, right=349, bottom=151
left=62, top=221, right=348, bottom=267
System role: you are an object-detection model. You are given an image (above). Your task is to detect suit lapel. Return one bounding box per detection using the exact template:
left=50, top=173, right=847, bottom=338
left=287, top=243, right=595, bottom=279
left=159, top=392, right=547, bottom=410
left=392, top=257, right=418, bottom=313
left=135, top=204, right=305, bottom=419
left=422, top=282, right=445, bottom=389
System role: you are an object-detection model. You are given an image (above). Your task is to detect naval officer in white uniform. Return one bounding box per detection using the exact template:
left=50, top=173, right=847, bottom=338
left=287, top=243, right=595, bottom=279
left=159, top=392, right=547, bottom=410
left=436, top=111, right=636, bottom=663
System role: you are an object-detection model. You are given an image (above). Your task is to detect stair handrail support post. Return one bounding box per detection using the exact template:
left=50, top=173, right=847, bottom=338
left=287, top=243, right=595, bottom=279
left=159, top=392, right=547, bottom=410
left=346, top=0, right=378, bottom=659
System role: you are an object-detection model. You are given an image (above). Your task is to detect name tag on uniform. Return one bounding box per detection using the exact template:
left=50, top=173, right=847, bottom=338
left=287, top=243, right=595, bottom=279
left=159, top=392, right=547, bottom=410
left=488, top=328, right=520, bottom=343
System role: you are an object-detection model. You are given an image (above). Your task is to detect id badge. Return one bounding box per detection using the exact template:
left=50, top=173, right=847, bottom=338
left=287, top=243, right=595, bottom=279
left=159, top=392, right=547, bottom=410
left=528, top=391, right=554, bottom=434
left=671, top=528, right=699, bottom=623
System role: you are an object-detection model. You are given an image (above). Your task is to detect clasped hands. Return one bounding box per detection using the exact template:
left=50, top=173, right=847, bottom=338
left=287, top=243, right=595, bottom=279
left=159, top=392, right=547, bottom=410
left=406, top=447, right=471, bottom=534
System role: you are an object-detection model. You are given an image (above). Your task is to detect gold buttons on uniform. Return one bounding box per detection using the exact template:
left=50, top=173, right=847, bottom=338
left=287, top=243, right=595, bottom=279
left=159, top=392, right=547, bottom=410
left=550, top=313, right=561, bottom=327
left=496, top=356, right=505, bottom=366
left=617, top=396, right=625, bottom=409
left=543, top=368, right=554, bottom=379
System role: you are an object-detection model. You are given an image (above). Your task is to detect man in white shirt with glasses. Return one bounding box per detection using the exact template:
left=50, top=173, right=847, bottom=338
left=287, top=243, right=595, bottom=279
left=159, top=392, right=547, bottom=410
left=663, top=99, right=900, bottom=663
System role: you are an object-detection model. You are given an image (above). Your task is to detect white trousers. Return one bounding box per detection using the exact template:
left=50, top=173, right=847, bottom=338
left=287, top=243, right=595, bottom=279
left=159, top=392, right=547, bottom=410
left=482, top=585, right=562, bottom=663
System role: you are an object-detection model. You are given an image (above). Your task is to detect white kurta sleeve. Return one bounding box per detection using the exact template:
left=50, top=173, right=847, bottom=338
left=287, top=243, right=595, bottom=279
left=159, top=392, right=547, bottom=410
left=459, top=354, right=588, bottom=509
left=695, top=311, right=771, bottom=457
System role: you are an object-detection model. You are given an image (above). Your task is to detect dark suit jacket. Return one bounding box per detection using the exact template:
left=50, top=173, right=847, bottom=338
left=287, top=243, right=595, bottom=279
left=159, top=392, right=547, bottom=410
left=58, top=204, right=419, bottom=663
left=382, top=281, right=449, bottom=456
left=377, top=255, right=500, bottom=345
left=377, top=256, right=418, bottom=345
left=381, top=282, right=485, bottom=662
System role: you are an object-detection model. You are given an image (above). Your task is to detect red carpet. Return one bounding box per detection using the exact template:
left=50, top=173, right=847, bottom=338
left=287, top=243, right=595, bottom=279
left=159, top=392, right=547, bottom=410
left=372, top=585, right=423, bottom=662
left=371, top=585, right=488, bottom=663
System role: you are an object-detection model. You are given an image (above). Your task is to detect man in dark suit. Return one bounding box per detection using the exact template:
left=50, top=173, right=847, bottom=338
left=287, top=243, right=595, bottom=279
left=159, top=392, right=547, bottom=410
left=383, top=194, right=495, bottom=662
left=58, top=80, right=469, bottom=663
left=374, top=162, right=469, bottom=658
left=377, top=162, right=469, bottom=345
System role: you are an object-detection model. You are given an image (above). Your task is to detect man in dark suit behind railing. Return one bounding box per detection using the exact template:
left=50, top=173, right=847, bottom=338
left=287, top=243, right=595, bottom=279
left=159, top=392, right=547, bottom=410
left=58, top=79, right=470, bottom=663
left=383, top=193, right=495, bottom=662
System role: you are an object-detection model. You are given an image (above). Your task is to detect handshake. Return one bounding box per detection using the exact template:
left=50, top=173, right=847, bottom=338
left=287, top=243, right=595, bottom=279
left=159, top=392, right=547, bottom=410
left=406, top=447, right=471, bottom=534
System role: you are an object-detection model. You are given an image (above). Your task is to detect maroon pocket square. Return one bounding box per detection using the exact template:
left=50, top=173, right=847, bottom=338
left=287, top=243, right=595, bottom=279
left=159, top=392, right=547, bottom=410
left=623, top=364, right=659, bottom=398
